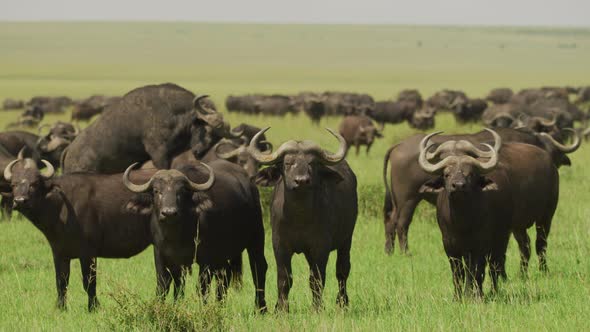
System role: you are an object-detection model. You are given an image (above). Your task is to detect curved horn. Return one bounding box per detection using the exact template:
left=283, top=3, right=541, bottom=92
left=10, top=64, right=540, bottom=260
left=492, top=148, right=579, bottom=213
left=540, top=128, right=580, bottom=153
left=193, top=95, right=216, bottom=115
left=315, top=128, right=347, bottom=165
left=184, top=163, right=215, bottom=191
left=481, top=128, right=502, bottom=155
left=537, top=115, right=557, bottom=127
left=3, top=159, right=19, bottom=181
left=40, top=160, right=55, bottom=179
left=17, top=147, right=26, bottom=160
left=228, top=127, right=244, bottom=138
left=37, top=123, right=51, bottom=135
left=73, top=123, right=81, bottom=136
left=259, top=140, right=273, bottom=152
left=248, top=127, right=291, bottom=165
left=469, top=143, right=498, bottom=172
left=215, top=142, right=242, bottom=160
left=123, top=162, right=154, bottom=193
left=418, top=132, right=453, bottom=173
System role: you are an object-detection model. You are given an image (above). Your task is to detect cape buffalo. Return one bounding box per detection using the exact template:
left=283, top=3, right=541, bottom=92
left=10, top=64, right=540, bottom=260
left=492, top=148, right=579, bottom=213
left=383, top=127, right=579, bottom=255
left=417, top=130, right=558, bottom=296
left=486, top=88, right=514, bottom=105
left=339, top=115, right=382, bottom=156
left=123, top=160, right=267, bottom=311
left=2, top=98, right=24, bottom=110
left=252, top=128, right=357, bottom=311
left=2, top=156, right=155, bottom=311
left=62, top=83, right=227, bottom=173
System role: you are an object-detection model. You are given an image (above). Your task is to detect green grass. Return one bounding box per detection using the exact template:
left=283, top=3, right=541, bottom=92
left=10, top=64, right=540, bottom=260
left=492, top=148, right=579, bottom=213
left=0, top=22, right=589, bottom=331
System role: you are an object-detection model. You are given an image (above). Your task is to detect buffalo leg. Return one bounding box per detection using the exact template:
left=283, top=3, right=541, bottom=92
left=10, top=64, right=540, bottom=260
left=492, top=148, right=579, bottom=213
left=366, top=142, right=373, bottom=155
left=154, top=250, right=172, bottom=300
left=198, top=265, right=213, bottom=303
left=229, top=253, right=243, bottom=289
left=336, top=243, right=352, bottom=307
left=489, top=232, right=510, bottom=293
left=305, top=251, right=329, bottom=311
left=215, top=264, right=230, bottom=302
left=274, top=248, right=293, bottom=312
left=355, top=142, right=360, bottom=156
left=53, top=255, right=71, bottom=310
left=384, top=203, right=397, bottom=255
left=448, top=256, right=464, bottom=299
left=80, top=256, right=99, bottom=311
left=247, top=244, right=268, bottom=312
left=536, top=222, right=551, bottom=273
left=396, top=199, right=419, bottom=254
left=465, top=255, right=485, bottom=298
left=513, top=229, right=531, bottom=277
left=172, top=266, right=186, bottom=301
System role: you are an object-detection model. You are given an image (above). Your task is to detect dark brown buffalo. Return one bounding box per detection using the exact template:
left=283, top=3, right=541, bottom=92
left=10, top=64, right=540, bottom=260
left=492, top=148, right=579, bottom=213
left=3, top=156, right=155, bottom=311
left=339, top=115, right=382, bottom=156
left=252, top=128, right=357, bottom=311
left=62, top=83, right=227, bottom=174
left=371, top=101, right=416, bottom=127
left=71, top=95, right=122, bottom=121
left=426, top=90, right=468, bottom=112
left=383, top=127, right=579, bottom=255
left=397, top=89, right=423, bottom=107
left=2, top=99, right=24, bottom=110
left=123, top=160, right=267, bottom=310
left=417, top=131, right=558, bottom=296
left=486, top=88, right=514, bottom=105
left=453, top=98, right=487, bottom=124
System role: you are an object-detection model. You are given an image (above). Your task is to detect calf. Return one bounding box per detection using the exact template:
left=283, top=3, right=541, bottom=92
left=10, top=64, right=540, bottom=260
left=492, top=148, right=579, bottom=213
left=123, top=160, right=267, bottom=311
left=252, top=128, right=357, bottom=311
left=2, top=156, right=154, bottom=311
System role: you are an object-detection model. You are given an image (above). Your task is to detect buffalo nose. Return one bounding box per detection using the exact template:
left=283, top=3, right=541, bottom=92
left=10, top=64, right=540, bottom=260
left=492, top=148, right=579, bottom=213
left=13, top=197, right=26, bottom=207
left=294, top=176, right=311, bottom=186
left=451, top=182, right=465, bottom=191
left=161, top=208, right=178, bottom=217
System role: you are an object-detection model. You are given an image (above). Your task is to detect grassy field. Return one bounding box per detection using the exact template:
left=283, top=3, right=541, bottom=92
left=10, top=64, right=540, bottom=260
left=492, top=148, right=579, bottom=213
left=0, top=22, right=589, bottom=331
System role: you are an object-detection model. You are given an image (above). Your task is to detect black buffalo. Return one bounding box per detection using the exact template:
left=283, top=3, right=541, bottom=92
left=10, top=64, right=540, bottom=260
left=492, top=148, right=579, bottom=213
left=252, top=128, right=358, bottom=311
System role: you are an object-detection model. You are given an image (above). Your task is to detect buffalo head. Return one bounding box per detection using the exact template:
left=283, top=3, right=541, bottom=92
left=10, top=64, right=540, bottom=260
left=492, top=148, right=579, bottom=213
left=418, top=129, right=501, bottom=194
left=252, top=128, right=347, bottom=191
left=123, top=162, right=214, bottom=221
left=215, top=138, right=272, bottom=178
left=3, top=149, right=55, bottom=209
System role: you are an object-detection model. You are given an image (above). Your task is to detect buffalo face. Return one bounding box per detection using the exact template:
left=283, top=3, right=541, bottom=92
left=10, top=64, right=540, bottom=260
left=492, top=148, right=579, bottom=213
left=3, top=155, right=55, bottom=209
left=123, top=164, right=215, bottom=222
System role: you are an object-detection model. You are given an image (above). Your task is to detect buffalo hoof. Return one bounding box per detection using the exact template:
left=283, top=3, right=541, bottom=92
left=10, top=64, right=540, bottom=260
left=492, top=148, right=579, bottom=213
left=88, top=298, right=100, bottom=312
left=336, top=294, right=349, bottom=308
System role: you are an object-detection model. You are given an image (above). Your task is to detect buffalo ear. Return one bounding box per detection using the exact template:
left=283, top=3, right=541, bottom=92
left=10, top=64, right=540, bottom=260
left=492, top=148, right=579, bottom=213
left=254, top=166, right=282, bottom=187
left=125, top=193, right=153, bottom=215
left=419, top=177, right=444, bottom=193
left=560, top=155, right=571, bottom=167
left=318, top=165, right=345, bottom=183
left=480, top=177, right=498, bottom=191
left=192, top=192, right=213, bottom=215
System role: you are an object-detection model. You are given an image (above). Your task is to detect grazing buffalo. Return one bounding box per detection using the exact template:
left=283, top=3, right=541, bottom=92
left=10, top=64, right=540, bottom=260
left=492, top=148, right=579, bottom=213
left=2, top=98, right=24, bottom=110
left=252, top=128, right=357, bottom=311
left=410, top=106, right=436, bottom=130
left=383, top=127, right=579, bottom=255
left=339, top=115, right=382, bottom=156
left=124, top=160, right=267, bottom=311
left=62, top=83, right=227, bottom=173
left=426, top=90, right=468, bottom=113
left=3, top=156, right=155, bottom=311
left=396, top=89, right=423, bottom=107
left=486, top=88, right=514, bottom=105
left=417, top=130, right=558, bottom=296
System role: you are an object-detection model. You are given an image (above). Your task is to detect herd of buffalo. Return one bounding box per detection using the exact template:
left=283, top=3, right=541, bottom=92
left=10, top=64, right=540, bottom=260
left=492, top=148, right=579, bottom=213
left=0, top=82, right=588, bottom=312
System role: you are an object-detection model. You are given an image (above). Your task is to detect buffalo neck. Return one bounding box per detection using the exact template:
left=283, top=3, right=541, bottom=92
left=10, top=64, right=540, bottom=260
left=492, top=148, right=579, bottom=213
left=19, top=188, right=65, bottom=243
left=281, top=183, right=323, bottom=224
left=440, top=190, right=486, bottom=231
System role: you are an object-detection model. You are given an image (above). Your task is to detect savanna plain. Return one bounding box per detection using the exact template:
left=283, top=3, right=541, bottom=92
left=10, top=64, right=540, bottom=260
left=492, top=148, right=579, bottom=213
left=0, top=22, right=589, bottom=331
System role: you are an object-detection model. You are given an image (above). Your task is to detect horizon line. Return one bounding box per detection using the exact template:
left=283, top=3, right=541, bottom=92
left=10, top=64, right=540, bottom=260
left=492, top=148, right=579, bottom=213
left=0, top=19, right=589, bottom=29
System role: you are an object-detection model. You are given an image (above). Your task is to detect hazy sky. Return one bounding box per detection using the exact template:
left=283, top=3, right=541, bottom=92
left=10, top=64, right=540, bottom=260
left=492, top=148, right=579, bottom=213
left=1, top=0, right=588, bottom=27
